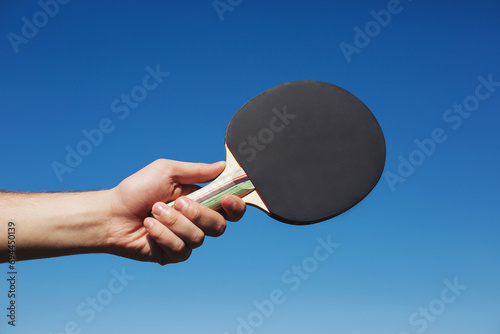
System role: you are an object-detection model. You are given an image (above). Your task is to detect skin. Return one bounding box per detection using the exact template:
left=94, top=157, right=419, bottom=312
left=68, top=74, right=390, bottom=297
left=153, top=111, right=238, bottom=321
left=0, top=159, right=246, bottom=265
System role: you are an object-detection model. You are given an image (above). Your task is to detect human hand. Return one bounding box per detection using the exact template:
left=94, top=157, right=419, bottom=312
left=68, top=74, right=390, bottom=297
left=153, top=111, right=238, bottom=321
left=106, top=159, right=246, bottom=265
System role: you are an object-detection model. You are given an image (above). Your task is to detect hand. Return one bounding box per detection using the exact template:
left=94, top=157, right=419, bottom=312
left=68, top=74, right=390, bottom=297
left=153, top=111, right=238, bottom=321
left=106, top=159, right=246, bottom=265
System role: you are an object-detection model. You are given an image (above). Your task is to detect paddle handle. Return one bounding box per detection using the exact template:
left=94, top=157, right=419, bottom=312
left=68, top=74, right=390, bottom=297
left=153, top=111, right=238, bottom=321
left=167, top=145, right=270, bottom=212
left=180, top=167, right=255, bottom=210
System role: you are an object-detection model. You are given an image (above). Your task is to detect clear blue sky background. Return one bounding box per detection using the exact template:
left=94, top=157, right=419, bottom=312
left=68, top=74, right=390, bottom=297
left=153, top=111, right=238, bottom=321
left=1, top=1, right=499, bottom=333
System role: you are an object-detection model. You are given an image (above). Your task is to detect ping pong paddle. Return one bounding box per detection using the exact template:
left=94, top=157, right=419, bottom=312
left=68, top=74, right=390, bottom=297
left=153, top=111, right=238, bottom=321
left=172, top=80, right=385, bottom=225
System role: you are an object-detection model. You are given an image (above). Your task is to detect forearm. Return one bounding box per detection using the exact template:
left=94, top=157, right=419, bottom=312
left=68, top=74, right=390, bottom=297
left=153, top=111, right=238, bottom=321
left=0, top=190, right=113, bottom=262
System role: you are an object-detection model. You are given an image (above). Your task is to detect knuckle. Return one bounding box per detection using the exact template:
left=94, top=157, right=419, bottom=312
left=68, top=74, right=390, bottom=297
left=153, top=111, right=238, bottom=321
left=158, top=257, right=169, bottom=266
left=163, top=210, right=180, bottom=227
left=152, top=158, right=169, bottom=172
left=152, top=158, right=164, bottom=165
left=170, top=239, right=186, bottom=253
left=189, top=204, right=203, bottom=223
left=154, top=225, right=169, bottom=241
left=152, top=159, right=176, bottom=183
left=169, top=245, right=192, bottom=263
left=212, top=220, right=227, bottom=236
left=190, top=231, right=205, bottom=248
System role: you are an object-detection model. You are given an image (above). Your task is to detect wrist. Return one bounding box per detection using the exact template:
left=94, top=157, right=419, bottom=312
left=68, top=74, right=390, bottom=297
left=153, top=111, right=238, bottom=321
left=101, top=186, right=141, bottom=258
left=66, top=189, right=115, bottom=255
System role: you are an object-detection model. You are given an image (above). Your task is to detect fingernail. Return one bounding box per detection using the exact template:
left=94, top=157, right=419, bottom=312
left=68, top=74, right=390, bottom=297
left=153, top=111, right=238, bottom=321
left=152, top=203, right=167, bottom=216
left=144, top=218, right=154, bottom=229
left=176, top=197, right=189, bottom=211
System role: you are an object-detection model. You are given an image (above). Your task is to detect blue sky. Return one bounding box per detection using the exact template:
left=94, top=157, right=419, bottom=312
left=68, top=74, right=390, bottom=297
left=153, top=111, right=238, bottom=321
left=1, top=0, right=499, bottom=333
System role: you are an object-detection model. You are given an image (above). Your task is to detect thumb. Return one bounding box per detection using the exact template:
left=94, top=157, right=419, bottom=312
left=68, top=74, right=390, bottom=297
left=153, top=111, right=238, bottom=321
left=167, top=160, right=226, bottom=185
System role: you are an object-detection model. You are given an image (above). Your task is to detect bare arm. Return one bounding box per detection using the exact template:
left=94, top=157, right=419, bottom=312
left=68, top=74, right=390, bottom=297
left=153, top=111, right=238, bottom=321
left=0, top=159, right=246, bottom=264
left=0, top=190, right=112, bottom=261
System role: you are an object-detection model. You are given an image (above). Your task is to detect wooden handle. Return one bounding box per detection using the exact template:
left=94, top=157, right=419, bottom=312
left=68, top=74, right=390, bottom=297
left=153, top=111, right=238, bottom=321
left=167, top=145, right=269, bottom=212
left=181, top=167, right=254, bottom=210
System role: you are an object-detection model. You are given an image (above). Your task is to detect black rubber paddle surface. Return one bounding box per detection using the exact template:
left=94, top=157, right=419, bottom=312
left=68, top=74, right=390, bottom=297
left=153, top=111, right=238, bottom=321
left=226, top=80, right=386, bottom=224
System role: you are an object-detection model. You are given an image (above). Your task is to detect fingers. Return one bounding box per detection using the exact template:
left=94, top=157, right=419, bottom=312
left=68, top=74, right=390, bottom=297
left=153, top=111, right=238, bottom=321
left=152, top=202, right=207, bottom=248
left=143, top=198, right=228, bottom=264
left=221, top=195, right=246, bottom=222
left=143, top=217, right=192, bottom=264
left=173, top=197, right=227, bottom=237
left=142, top=194, right=246, bottom=265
